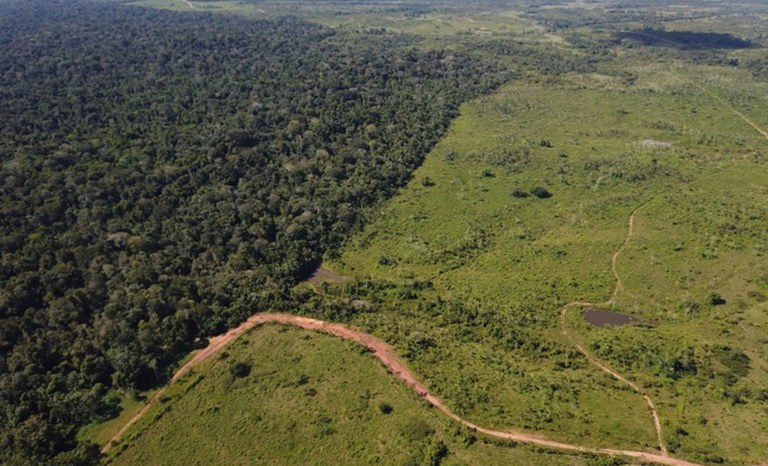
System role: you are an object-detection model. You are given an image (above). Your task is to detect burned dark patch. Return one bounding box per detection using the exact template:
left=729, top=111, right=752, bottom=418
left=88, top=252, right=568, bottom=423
left=616, top=29, right=753, bottom=50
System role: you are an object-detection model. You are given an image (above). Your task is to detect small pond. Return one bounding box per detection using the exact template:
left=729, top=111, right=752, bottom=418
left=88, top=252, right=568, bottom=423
left=582, top=309, right=633, bottom=328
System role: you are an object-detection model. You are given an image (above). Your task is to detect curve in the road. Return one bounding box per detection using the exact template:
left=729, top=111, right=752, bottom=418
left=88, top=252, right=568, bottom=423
left=104, top=312, right=700, bottom=466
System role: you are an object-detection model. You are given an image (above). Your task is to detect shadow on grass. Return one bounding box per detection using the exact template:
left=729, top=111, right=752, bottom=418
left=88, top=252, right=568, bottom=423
left=616, top=29, right=753, bottom=50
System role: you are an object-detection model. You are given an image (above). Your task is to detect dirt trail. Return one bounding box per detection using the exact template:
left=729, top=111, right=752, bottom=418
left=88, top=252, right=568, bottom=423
left=561, top=305, right=666, bottom=454
left=104, top=312, right=700, bottom=465
left=676, top=71, right=768, bottom=141
left=560, top=208, right=669, bottom=455
left=608, top=212, right=635, bottom=304
left=559, top=162, right=750, bottom=457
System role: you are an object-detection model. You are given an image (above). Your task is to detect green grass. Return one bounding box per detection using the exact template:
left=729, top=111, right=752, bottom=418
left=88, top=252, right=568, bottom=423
left=79, top=393, right=150, bottom=447
left=330, top=57, right=768, bottom=464
left=337, top=68, right=765, bottom=306
left=105, top=325, right=597, bottom=465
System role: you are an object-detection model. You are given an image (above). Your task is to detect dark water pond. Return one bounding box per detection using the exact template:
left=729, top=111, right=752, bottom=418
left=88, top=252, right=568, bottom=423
left=582, top=309, right=633, bottom=328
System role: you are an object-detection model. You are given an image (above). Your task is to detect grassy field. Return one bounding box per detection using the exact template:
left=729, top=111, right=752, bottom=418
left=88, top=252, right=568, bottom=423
left=328, top=57, right=768, bottom=464
left=105, top=325, right=599, bottom=466
left=79, top=393, right=150, bottom=448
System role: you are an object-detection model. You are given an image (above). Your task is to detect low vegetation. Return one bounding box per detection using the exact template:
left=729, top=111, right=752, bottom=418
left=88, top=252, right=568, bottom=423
left=106, top=325, right=596, bottom=466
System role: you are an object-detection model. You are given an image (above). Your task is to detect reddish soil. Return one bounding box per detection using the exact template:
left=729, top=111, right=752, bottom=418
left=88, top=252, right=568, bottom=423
left=104, top=312, right=700, bottom=466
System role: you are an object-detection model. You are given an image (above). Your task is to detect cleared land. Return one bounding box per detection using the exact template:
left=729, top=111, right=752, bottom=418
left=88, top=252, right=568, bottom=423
left=106, top=312, right=706, bottom=465
left=106, top=324, right=603, bottom=466
left=333, top=63, right=768, bottom=464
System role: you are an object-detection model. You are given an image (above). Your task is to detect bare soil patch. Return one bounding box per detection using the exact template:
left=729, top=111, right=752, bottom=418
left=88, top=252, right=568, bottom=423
left=306, top=266, right=351, bottom=286
left=641, top=139, right=672, bottom=149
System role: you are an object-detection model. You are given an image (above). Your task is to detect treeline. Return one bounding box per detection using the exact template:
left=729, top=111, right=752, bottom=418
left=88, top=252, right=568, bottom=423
left=0, top=1, right=508, bottom=463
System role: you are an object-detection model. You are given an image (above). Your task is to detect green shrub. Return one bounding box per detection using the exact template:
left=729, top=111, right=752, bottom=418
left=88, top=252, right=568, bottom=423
left=228, top=362, right=251, bottom=378
left=708, top=292, right=726, bottom=305
left=378, top=402, right=393, bottom=414
left=511, top=187, right=529, bottom=198
left=400, top=418, right=434, bottom=442
left=530, top=186, right=552, bottom=198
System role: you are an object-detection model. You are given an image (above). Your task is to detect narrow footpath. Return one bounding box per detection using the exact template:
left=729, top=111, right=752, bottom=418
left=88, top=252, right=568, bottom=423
left=560, top=209, right=668, bottom=456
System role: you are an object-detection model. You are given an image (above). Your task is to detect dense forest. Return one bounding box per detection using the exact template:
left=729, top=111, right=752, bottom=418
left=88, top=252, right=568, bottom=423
left=0, top=1, right=508, bottom=463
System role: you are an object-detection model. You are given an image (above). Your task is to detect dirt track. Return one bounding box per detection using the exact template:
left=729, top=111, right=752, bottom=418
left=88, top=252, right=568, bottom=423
left=559, top=208, right=668, bottom=455
left=104, top=312, right=701, bottom=465
left=681, top=75, right=768, bottom=142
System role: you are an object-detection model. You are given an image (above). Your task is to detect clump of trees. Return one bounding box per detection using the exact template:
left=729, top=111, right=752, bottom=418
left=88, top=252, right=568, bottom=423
left=229, top=362, right=251, bottom=379
left=530, top=186, right=553, bottom=199
left=510, top=186, right=552, bottom=199
left=0, top=0, right=509, bottom=463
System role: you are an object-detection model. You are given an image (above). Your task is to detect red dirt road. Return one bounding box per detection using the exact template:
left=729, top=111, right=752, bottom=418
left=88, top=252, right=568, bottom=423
left=104, top=312, right=701, bottom=466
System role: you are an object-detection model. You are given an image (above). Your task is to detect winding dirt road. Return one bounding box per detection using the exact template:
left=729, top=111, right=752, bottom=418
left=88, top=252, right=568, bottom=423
left=104, top=311, right=700, bottom=465
left=101, top=68, right=768, bottom=464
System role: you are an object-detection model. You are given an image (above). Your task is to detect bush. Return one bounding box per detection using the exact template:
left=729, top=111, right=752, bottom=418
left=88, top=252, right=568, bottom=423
left=530, top=186, right=552, bottom=198
left=229, top=362, right=251, bottom=378
left=709, top=292, right=726, bottom=305
left=511, top=187, right=528, bottom=198
left=400, top=418, right=434, bottom=441
left=378, top=402, right=393, bottom=414
left=426, top=439, right=449, bottom=466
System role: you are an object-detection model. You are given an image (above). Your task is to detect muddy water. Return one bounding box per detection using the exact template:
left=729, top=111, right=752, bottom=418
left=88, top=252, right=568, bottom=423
left=583, top=309, right=632, bottom=328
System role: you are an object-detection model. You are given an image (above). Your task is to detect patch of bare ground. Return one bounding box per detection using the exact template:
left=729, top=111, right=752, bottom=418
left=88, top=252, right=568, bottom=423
left=305, top=266, right=351, bottom=287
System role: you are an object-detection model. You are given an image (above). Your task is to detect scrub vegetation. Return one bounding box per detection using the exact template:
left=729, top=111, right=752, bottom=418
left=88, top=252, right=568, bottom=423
left=106, top=325, right=596, bottom=466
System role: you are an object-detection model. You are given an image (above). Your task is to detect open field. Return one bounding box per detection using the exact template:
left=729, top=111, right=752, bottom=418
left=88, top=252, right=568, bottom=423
left=105, top=324, right=600, bottom=466
left=329, top=58, right=768, bottom=464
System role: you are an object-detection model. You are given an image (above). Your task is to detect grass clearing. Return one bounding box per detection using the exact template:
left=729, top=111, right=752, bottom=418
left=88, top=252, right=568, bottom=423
left=96, top=3, right=768, bottom=464
left=105, top=325, right=596, bottom=465
left=330, top=54, right=768, bottom=464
